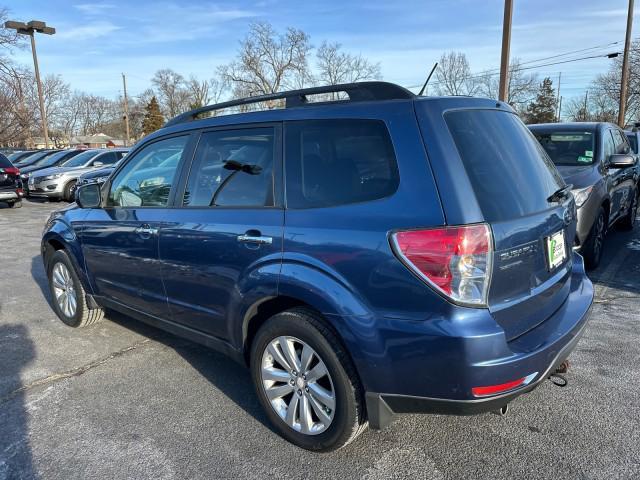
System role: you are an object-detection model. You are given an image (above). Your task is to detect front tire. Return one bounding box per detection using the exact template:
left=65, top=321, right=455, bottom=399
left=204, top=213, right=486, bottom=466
left=582, top=206, right=606, bottom=270
left=63, top=180, right=77, bottom=202
left=250, top=308, right=367, bottom=451
left=619, top=188, right=638, bottom=231
left=46, top=250, right=104, bottom=327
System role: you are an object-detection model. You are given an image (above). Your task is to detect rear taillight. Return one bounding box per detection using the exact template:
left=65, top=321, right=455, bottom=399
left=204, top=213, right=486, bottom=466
left=1, top=167, right=19, bottom=175
left=391, top=224, right=493, bottom=306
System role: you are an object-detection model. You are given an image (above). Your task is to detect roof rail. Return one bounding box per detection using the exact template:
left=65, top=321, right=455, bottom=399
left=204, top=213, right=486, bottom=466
left=164, top=81, right=415, bottom=128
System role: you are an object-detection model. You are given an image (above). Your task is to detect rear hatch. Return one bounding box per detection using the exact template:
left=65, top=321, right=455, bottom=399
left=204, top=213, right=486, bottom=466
left=418, top=102, right=576, bottom=341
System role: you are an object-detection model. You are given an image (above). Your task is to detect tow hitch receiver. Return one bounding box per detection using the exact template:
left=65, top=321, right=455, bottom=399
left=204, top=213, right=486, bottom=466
left=548, top=359, right=570, bottom=387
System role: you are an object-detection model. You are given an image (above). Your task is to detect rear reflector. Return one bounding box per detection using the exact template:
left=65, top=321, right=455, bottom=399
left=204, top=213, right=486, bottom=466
left=391, top=224, right=492, bottom=306
left=472, top=378, right=526, bottom=397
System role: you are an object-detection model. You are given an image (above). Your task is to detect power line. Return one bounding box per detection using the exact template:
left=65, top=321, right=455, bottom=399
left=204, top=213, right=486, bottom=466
left=407, top=49, right=620, bottom=90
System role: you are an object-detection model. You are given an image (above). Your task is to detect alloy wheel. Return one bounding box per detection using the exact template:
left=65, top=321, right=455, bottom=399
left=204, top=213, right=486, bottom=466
left=261, top=336, right=336, bottom=435
left=52, top=262, right=77, bottom=318
left=593, top=213, right=605, bottom=261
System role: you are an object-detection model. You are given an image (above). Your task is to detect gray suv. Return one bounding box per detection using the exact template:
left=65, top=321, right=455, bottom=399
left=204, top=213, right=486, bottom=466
left=29, top=149, right=128, bottom=201
left=530, top=122, right=639, bottom=268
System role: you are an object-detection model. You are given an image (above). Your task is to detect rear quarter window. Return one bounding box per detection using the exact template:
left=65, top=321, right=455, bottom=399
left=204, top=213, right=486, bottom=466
left=285, top=119, right=399, bottom=208
left=445, top=110, right=564, bottom=221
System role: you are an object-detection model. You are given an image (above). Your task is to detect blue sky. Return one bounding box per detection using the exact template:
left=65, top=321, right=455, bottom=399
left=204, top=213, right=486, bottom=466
left=5, top=0, right=638, bottom=101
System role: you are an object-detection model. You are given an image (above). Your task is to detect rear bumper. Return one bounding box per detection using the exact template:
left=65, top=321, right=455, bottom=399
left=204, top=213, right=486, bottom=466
left=363, top=252, right=593, bottom=429
left=0, top=191, right=19, bottom=201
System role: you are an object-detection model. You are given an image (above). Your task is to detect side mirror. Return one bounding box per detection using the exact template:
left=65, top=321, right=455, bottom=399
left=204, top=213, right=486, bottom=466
left=93, top=161, right=104, bottom=167
left=608, top=153, right=637, bottom=168
left=76, top=183, right=102, bottom=208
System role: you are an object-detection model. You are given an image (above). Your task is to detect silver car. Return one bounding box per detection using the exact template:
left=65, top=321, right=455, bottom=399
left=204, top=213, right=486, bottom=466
left=29, top=149, right=128, bottom=201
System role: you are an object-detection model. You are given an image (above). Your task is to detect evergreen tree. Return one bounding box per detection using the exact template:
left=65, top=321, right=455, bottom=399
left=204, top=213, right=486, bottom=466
left=142, top=96, right=164, bottom=135
left=524, top=77, right=557, bottom=124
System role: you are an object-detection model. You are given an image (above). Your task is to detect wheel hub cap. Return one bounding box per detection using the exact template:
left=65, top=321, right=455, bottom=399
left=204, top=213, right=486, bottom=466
left=261, top=336, right=336, bottom=435
left=52, top=262, right=77, bottom=318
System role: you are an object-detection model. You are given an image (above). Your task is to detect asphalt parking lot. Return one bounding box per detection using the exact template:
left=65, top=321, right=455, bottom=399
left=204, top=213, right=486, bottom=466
left=1, top=199, right=639, bottom=480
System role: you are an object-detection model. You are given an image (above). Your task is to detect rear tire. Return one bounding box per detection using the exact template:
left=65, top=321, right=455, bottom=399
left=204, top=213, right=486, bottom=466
left=46, top=249, right=104, bottom=327
left=582, top=207, right=606, bottom=270
left=250, top=308, right=367, bottom=451
left=619, top=188, right=638, bottom=231
left=63, top=180, right=77, bottom=202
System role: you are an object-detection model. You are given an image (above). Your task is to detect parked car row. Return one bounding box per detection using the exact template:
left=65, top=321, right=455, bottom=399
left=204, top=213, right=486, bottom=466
left=528, top=122, right=639, bottom=269
left=42, top=82, right=602, bottom=451
left=1, top=147, right=129, bottom=203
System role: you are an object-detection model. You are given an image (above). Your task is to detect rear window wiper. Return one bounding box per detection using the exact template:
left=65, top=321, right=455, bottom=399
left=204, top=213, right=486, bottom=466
left=547, top=184, right=573, bottom=203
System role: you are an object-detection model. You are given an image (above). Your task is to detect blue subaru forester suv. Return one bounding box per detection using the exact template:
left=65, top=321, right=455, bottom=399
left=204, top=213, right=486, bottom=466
left=42, top=82, right=593, bottom=451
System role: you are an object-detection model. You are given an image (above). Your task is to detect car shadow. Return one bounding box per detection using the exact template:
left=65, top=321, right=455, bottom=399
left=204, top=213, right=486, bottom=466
left=101, top=308, right=274, bottom=433
left=0, top=324, right=37, bottom=478
left=30, top=252, right=272, bottom=434
left=30, top=256, right=52, bottom=310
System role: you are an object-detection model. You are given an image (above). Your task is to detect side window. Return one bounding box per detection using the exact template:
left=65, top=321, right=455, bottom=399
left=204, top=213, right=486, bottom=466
left=613, top=129, right=630, bottom=154
left=285, top=120, right=399, bottom=208
left=183, top=128, right=275, bottom=207
left=94, top=152, right=117, bottom=166
left=603, top=131, right=616, bottom=159
left=108, top=136, right=188, bottom=207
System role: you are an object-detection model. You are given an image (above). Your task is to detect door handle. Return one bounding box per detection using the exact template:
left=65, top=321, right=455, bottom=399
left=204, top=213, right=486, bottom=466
left=237, top=234, right=273, bottom=245
left=135, top=224, right=158, bottom=237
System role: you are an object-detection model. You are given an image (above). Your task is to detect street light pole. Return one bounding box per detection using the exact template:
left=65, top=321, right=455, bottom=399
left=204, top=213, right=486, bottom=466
left=498, top=0, right=514, bottom=102
left=29, top=33, right=50, bottom=148
left=4, top=20, right=55, bottom=149
left=618, top=0, right=634, bottom=127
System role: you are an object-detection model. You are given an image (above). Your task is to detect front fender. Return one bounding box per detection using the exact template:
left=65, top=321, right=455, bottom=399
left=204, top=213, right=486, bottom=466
left=41, top=209, right=91, bottom=292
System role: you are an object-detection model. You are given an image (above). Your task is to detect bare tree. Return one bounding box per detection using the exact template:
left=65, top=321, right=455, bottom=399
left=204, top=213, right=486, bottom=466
left=218, top=21, right=311, bottom=98
left=316, top=41, right=381, bottom=85
left=151, top=68, right=191, bottom=118
left=433, top=51, right=478, bottom=96
left=477, top=58, right=537, bottom=113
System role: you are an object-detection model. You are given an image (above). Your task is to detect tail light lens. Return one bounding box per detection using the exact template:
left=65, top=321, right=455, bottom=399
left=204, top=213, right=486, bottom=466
left=391, top=224, right=493, bottom=306
left=1, top=167, right=19, bottom=175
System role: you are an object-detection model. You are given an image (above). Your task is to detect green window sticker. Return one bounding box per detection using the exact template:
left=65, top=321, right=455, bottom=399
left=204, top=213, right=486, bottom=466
left=577, top=156, right=591, bottom=163
left=585, top=150, right=593, bottom=157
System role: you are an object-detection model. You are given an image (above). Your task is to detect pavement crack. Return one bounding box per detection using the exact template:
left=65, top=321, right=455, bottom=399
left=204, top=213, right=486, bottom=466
left=0, top=338, right=152, bottom=405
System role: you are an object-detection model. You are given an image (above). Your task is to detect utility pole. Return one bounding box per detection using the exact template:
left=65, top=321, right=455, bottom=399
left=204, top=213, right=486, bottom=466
left=584, top=91, right=589, bottom=121
left=498, top=0, right=514, bottom=101
left=556, top=72, right=562, bottom=122
left=558, top=95, right=563, bottom=122
left=618, top=0, right=634, bottom=127
left=4, top=20, right=55, bottom=149
left=122, top=73, right=131, bottom=147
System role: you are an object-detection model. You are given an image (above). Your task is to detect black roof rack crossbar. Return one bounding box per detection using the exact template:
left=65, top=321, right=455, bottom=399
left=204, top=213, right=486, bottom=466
left=164, top=81, right=415, bottom=128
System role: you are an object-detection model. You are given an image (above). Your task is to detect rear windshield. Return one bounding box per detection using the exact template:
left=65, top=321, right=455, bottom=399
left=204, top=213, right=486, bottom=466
left=0, top=154, right=11, bottom=168
left=531, top=131, right=595, bottom=166
left=626, top=133, right=638, bottom=154
left=445, top=110, right=564, bottom=221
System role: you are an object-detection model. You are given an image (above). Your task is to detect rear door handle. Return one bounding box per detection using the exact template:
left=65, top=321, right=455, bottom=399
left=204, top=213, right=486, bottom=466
left=237, top=234, right=273, bottom=245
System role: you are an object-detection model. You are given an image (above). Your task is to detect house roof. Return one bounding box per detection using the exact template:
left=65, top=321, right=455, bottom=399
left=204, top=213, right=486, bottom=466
left=70, top=133, right=113, bottom=144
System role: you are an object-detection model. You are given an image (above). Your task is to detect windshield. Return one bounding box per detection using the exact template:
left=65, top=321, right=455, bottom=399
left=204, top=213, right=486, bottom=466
left=35, top=150, right=75, bottom=167
left=626, top=133, right=638, bottom=154
left=532, top=131, right=595, bottom=166
left=61, top=150, right=100, bottom=168
left=16, top=151, right=53, bottom=166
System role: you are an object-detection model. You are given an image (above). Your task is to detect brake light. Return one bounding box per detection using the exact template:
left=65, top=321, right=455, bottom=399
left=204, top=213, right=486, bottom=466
left=391, top=224, right=493, bottom=306
left=1, top=167, right=19, bottom=175
left=472, top=378, right=526, bottom=397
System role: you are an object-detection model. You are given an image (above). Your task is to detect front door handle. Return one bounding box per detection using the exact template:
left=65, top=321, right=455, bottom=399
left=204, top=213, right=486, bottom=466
left=135, top=224, right=158, bottom=237
left=237, top=234, right=273, bottom=245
